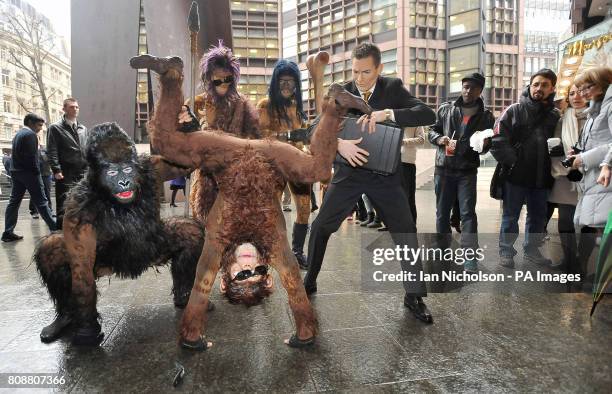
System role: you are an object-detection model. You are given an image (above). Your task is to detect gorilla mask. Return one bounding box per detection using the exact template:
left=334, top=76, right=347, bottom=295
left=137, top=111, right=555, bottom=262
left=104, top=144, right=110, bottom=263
left=86, top=122, right=140, bottom=205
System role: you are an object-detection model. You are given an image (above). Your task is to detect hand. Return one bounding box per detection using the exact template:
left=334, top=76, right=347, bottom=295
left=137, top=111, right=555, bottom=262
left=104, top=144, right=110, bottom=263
left=597, top=165, right=611, bottom=187
left=54, top=172, right=64, bottom=180
left=482, top=138, right=492, bottom=151
left=570, top=154, right=583, bottom=169
left=337, top=138, right=369, bottom=167
left=438, top=136, right=450, bottom=146
left=178, top=107, right=195, bottom=124
left=356, top=110, right=386, bottom=134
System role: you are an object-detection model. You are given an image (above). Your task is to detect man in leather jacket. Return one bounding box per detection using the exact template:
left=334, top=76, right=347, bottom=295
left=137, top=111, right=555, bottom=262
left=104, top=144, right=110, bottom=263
left=428, top=72, right=495, bottom=273
left=47, top=98, right=88, bottom=229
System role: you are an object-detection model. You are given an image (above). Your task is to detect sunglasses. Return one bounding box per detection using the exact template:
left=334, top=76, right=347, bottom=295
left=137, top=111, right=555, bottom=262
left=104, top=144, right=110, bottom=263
left=232, top=265, right=268, bottom=282
left=212, top=76, right=235, bottom=86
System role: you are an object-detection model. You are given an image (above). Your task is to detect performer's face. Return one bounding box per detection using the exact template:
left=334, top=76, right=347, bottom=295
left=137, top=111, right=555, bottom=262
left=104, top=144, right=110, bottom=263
left=279, top=75, right=297, bottom=99
left=101, top=161, right=138, bottom=204
left=220, top=243, right=274, bottom=291
left=212, top=68, right=234, bottom=97
left=352, top=56, right=383, bottom=92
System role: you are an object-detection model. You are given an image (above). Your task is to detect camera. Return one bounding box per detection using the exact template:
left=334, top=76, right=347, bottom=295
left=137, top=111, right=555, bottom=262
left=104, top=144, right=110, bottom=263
left=561, top=145, right=582, bottom=168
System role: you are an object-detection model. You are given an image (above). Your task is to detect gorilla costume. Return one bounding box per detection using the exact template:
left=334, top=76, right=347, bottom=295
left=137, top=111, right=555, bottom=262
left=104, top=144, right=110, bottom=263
left=129, top=54, right=371, bottom=350
left=34, top=123, right=205, bottom=345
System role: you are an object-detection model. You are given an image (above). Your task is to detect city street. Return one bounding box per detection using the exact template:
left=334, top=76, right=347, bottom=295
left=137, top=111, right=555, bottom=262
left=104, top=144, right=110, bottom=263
left=1, top=181, right=610, bottom=392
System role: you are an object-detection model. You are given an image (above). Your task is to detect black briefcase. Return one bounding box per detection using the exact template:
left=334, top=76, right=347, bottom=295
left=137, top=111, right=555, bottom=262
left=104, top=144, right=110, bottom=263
left=335, top=117, right=404, bottom=175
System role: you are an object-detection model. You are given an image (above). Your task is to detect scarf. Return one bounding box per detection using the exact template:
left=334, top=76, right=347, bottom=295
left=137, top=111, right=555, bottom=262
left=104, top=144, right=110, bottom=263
left=561, top=107, right=587, bottom=152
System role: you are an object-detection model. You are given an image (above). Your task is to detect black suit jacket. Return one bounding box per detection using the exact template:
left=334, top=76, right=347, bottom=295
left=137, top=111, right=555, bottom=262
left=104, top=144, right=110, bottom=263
left=333, top=76, right=436, bottom=183
left=46, top=117, right=88, bottom=178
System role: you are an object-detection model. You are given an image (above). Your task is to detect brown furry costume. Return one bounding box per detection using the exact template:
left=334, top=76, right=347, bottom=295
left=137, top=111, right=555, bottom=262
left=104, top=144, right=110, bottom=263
left=188, top=89, right=260, bottom=223
left=130, top=54, right=370, bottom=349
left=34, top=123, right=205, bottom=346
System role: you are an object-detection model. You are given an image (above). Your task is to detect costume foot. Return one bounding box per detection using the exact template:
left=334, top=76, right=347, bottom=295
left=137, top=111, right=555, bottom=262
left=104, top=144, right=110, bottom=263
left=129, top=54, right=183, bottom=75
left=40, top=313, right=73, bottom=343
left=284, top=334, right=315, bottom=348
left=404, top=295, right=433, bottom=324
left=328, top=83, right=372, bottom=115
left=72, top=322, right=104, bottom=346
left=180, top=335, right=212, bottom=351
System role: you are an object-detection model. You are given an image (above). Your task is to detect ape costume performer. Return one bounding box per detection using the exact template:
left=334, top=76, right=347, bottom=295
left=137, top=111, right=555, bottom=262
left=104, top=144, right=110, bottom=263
left=257, top=60, right=312, bottom=269
left=129, top=54, right=370, bottom=349
left=35, top=123, right=205, bottom=345
left=188, top=42, right=260, bottom=223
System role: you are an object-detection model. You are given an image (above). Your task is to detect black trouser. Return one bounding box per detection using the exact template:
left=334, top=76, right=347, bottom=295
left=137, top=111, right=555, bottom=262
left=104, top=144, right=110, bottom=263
left=400, top=163, right=417, bottom=222
left=547, top=203, right=578, bottom=271
left=3, top=171, right=56, bottom=235
left=55, top=170, right=84, bottom=229
left=29, top=174, right=52, bottom=213
left=304, top=170, right=426, bottom=296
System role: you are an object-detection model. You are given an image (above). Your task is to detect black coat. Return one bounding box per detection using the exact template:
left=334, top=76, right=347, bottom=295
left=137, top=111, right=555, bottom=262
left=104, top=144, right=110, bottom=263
left=428, top=97, right=495, bottom=172
left=46, top=117, right=88, bottom=178
left=333, top=76, right=436, bottom=183
left=490, top=88, right=560, bottom=189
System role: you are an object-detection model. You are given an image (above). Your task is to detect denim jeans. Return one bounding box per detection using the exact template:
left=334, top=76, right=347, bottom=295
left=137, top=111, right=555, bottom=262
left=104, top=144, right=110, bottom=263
left=3, top=171, right=56, bottom=235
left=434, top=171, right=478, bottom=249
left=499, top=181, right=549, bottom=257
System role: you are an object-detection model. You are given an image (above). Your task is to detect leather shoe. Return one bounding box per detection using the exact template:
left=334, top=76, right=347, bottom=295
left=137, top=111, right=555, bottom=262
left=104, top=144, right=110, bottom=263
left=404, top=295, right=433, bottom=324
left=40, top=313, right=73, bottom=343
left=1, top=232, right=23, bottom=242
left=72, top=321, right=104, bottom=346
left=367, top=221, right=382, bottom=229
left=304, top=283, right=317, bottom=295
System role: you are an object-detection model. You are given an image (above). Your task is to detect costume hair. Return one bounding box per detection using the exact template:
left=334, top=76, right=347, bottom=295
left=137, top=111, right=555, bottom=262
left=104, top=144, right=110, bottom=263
left=86, top=122, right=137, bottom=170
left=199, top=40, right=240, bottom=103
left=267, top=59, right=306, bottom=124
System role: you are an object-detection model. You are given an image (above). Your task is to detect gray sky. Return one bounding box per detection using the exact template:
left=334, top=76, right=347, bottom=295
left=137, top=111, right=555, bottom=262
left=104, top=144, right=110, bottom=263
left=27, top=0, right=71, bottom=41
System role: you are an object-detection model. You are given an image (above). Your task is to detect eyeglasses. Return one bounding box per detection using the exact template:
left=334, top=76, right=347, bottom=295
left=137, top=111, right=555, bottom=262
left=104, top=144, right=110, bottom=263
left=232, top=265, right=268, bottom=282
left=212, top=76, right=234, bottom=86
left=577, top=84, right=594, bottom=93
left=279, top=78, right=296, bottom=87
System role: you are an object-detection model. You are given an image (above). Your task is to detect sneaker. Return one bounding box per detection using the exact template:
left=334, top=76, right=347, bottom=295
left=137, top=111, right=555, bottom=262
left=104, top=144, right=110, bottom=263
left=31, top=213, right=39, bottom=219
left=282, top=206, right=292, bottom=212
left=463, top=259, right=478, bottom=273
left=524, top=252, right=551, bottom=266
left=499, top=255, right=515, bottom=269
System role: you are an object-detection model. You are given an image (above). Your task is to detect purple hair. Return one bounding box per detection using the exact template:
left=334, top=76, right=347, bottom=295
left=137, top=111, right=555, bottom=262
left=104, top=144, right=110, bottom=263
left=200, top=40, right=241, bottom=102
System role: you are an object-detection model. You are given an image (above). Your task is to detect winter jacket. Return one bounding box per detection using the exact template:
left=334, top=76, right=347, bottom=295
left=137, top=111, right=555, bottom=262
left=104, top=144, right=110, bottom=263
left=574, top=85, right=612, bottom=228
left=46, top=117, right=88, bottom=177
left=428, top=97, right=495, bottom=173
left=490, top=87, right=560, bottom=189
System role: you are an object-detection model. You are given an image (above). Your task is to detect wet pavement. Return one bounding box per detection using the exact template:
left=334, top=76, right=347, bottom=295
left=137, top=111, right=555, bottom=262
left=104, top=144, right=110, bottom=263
left=0, top=181, right=611, bottom=392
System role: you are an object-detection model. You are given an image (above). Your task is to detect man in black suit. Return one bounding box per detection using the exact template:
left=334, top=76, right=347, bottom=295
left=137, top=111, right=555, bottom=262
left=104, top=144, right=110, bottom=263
left=303, top=43, right=436, bottom=323
left=2, top=114, right=57, bottom=242
left=47, top=98, right=88, bottom=229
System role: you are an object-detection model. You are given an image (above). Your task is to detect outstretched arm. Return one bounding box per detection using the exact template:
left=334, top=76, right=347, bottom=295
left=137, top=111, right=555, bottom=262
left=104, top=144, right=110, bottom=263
left=148, top=154, right=192, bottom=182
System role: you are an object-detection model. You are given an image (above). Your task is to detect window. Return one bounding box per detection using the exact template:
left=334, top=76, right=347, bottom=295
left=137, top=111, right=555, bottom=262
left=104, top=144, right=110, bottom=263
left=449, top=44, right=480, bottom=93
left=1, top=69, right=8, bottom=85
left=3, top=95, right=11, bottom=113
left=449, top=9, right=480, bottom=36
left=15, top=73, right=24, bottom=90
left=4, top=124, right=12, bottom=140
left=449, top=0, right=480, bottom=14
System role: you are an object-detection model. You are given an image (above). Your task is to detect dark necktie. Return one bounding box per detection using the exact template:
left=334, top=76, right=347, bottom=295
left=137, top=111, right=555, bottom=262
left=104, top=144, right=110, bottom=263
left=362, top=91, right=371, bottom=102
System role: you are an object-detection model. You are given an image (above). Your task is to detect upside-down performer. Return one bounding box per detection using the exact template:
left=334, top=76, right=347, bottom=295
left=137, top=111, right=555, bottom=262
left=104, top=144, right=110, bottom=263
left=188, top=42, right=260, bottom=222
left=257, top=59, right=311, bottom=269
left=129, top=53, right=371, bottom=350
left=34, top=123, right=205, bottom=345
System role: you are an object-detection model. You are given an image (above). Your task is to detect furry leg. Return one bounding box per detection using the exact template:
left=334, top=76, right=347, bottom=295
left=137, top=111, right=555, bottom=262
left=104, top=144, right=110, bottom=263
left=163, top=216, right=205, bottom=308
left=35, top=233, right=75, bottom=342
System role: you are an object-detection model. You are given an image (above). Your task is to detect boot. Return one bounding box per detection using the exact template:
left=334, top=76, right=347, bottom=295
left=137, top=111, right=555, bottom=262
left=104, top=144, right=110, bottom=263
left=40, top=313, right=73, bottom=343
left=72, top=319, right=104, bottom=346
left=359, top=212, right=374, bottom=227
left=292, top=223, right=309, bottom=270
